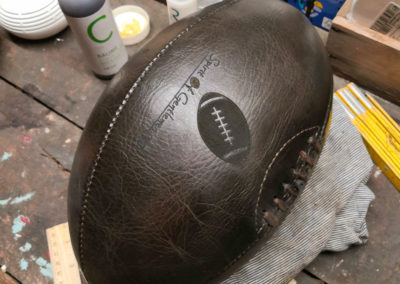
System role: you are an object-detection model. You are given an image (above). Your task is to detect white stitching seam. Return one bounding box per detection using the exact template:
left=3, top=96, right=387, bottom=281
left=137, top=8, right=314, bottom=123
left=77, top=0, right=240, bottom=274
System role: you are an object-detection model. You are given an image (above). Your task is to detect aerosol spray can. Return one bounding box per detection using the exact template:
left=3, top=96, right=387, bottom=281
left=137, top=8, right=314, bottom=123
left=167, top=0, right=199, bottom=24
left=58, top=0, right=128, bottom=79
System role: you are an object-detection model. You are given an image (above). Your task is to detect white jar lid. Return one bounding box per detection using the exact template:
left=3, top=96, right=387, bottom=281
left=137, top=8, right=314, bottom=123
left=112, top=5, right=150, bottom=46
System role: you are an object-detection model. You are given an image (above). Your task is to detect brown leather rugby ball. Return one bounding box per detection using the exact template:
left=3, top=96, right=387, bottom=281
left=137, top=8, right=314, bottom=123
left=68, top=0, right=332, bottom=283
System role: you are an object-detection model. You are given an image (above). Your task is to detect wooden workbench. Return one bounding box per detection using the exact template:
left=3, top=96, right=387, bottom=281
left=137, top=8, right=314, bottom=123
left=0, top=0, right=399, bottom=283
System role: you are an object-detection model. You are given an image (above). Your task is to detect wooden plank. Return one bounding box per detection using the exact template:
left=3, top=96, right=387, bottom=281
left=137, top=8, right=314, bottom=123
left=0, top=0, right=169, bottom=128
left=0, top=81, right=80, bottom=171
left=306, top=165, right=400, bottom=284
left=0, top=79, right=80, bottom=283
left=46, top=223, right=81, bottom=284
left=327, top=13, right=400, bottom=105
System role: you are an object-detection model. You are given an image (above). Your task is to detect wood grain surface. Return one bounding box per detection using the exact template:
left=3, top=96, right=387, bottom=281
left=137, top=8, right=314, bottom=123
left=0, top=79, right=80, bottom=283
left=327, top=12, right=400, bottom=105
left=0, top=1, right=168, bottom=282
left=0, top=0, right=168, bottom=128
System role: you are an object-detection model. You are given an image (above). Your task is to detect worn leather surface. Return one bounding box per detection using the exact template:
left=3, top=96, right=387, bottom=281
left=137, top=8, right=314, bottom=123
left=68, top=0, right=332, bottom=283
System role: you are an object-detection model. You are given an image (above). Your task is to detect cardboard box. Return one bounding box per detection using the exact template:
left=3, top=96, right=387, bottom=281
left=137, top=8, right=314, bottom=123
left=283, top=0, right=345, bottom=31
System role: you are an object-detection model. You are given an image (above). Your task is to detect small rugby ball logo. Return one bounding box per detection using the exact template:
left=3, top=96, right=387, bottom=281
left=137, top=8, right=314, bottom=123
left=197, top=92, right=250, bottom=164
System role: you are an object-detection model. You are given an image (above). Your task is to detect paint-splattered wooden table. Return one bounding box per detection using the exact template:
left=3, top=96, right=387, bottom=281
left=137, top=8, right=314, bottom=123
left=0, top=1, right=168, bottom=283
left=0, top=0, right=399, bottom=283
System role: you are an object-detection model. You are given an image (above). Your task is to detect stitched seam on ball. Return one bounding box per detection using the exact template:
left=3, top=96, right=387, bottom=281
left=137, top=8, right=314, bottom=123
left=213, top=127, right=322, bottom=281
left=253, top=126, right=319, bottom=229
left=77, top=0, right=240, bottom=275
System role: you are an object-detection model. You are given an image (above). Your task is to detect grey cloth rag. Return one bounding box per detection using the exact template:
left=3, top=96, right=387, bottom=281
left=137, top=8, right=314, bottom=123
left=221, top=99, right=375, bottom=283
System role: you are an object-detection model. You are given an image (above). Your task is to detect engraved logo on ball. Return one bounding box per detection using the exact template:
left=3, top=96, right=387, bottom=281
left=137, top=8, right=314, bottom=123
left=197, top=92, right=250, bottom=163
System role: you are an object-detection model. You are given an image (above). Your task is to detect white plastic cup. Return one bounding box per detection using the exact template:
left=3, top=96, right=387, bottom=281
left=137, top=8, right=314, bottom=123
left=113, top=5, right=150, bottom=46
left=166, top=0, right=198, bottom=24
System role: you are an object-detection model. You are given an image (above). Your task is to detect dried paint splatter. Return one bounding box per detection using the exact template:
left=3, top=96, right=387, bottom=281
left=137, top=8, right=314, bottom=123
left=19, top=242, right=32, bottom=253
left=21, top=216, right=30, bottom=224
left=12, top=215, right=30, bottom=239
left=1, top=152, right=12, bottom=162
left=0, top=197, right=11, bottom=206
left=40, top=263, right=53, bottom=278
left=20, top=258, right=28, bottom=271
left=10, top=192, right=35, bottom=204
left=21, top=134, right=32, bottom=144
left=0, top=192, right=35, bottom=207
left=31, top=256, right=53, bottom=279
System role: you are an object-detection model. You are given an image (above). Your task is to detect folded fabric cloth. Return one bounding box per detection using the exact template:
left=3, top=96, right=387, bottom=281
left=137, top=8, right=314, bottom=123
left=325, top=182, right=375, bottom=252
left=222, top=99, right=375, bottom=284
